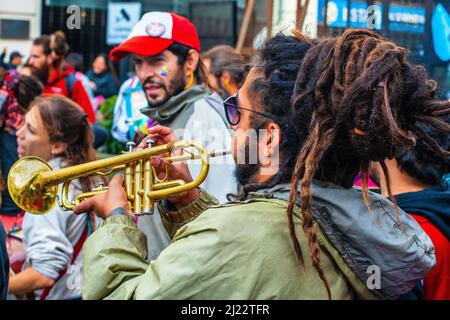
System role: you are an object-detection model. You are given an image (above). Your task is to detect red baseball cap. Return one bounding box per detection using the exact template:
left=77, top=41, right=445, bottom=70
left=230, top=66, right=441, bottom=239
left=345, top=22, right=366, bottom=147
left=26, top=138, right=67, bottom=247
left=110, top=11, right=201, bottom=61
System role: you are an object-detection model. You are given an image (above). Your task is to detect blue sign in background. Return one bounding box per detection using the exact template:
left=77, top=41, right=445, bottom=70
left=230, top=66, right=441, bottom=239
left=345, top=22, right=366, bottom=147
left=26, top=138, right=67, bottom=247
left=318, top=0, right=425, bottom=33
left=432, top=3, right=450, bottom=62
left=389, top=4, right=425, bottom=33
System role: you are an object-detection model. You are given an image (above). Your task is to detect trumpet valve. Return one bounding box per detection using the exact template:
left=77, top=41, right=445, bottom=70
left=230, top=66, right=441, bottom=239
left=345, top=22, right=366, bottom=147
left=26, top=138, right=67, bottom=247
left=136, top=206, right=154, bottom=216
left=126, top=141, right=136, bottom=153
left=146, top=139, right=154, bottom=148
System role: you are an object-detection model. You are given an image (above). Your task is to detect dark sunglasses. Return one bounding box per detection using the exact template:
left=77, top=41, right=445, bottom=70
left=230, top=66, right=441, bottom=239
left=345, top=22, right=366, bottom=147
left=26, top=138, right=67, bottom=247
left=223, top=94, right=277, bottom=126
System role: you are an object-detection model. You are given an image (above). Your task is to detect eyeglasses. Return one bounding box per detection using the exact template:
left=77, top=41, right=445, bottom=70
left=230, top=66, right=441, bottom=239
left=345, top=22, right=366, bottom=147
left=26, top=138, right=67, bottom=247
left=223, top=94, right=277, bottom=126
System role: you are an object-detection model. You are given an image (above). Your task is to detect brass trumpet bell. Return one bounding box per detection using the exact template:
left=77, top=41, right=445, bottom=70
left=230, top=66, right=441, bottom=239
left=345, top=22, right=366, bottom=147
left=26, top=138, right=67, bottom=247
left=8, top=156, right=58, bottom=214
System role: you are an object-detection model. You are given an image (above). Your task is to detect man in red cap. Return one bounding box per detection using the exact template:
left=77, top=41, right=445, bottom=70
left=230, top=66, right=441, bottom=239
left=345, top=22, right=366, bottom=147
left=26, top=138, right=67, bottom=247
left=110, top=11, right=236, bottom=260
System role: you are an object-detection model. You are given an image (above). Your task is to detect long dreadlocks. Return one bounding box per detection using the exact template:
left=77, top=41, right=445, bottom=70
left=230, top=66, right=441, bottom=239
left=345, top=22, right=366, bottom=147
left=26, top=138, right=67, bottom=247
left=287, top=29, right=450, bottom=298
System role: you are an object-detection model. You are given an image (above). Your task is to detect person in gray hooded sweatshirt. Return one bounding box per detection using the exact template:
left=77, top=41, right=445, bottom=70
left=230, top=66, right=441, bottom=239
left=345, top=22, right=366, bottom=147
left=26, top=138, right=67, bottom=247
left=109, top=12, right=236, bottom=260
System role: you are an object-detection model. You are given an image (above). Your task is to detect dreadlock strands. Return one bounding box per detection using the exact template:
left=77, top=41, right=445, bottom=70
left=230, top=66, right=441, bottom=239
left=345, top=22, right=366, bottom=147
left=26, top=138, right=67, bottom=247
left=289, top=30, right=412, bottom=299
left=359, top=162, right=372, bottom=212
left=291, top=28, right=449, bottom=300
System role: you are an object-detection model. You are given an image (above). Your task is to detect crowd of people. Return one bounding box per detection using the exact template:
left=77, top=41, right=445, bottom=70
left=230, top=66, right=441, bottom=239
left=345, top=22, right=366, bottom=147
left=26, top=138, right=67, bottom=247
left=0, top=11, right=448, bottom=300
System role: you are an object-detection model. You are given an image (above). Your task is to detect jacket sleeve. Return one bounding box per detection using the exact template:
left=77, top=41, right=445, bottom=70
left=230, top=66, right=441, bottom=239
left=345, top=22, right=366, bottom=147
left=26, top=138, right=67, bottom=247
left=82, top=189, right=221, bottom=300
left=157, top=187, right=219, bottom=238
left=71, top=79, right=96, bottom=123
left=82, top=218, right=234, bottom=300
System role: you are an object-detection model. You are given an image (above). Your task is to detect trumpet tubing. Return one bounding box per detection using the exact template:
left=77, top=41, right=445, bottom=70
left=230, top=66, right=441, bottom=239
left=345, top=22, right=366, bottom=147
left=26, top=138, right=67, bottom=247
left=7, top=140, right=230, bottom=215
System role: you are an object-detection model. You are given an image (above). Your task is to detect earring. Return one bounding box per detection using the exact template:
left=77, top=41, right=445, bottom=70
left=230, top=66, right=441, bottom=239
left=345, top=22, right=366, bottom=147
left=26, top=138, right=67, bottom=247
left=184, top=70, right=194, bottom=90
left=224, top=79, right=233, bottom=95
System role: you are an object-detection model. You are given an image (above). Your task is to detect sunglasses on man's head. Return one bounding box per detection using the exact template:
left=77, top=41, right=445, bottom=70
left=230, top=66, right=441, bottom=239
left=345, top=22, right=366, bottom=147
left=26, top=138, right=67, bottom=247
left=223, top=94, right=278, bottom=126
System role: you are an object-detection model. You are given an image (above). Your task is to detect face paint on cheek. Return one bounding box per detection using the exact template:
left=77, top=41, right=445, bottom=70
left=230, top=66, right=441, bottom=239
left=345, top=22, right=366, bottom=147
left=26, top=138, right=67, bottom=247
left=160, top=66, right=169, bottom=77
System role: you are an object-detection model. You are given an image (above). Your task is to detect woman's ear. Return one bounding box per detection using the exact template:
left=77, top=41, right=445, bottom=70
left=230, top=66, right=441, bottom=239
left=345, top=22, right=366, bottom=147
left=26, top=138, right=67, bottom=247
left=46, top=54, right=53, bottom=66
left=47, top=52, right=59, bottom=66
left=220, top=70, right=235, bottom=95
left=51, top=141, right=68, bottom=156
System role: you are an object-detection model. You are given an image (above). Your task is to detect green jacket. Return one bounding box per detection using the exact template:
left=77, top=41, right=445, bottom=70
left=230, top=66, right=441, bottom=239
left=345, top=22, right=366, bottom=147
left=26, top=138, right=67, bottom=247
left=81, top=188, right=377, bottom=300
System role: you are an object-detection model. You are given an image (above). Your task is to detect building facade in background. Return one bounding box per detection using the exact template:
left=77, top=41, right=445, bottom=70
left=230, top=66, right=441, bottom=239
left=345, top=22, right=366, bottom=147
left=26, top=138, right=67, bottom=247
left=0, top=0, right=448, bottom=97
left=0, top=1, right=42, bottom=61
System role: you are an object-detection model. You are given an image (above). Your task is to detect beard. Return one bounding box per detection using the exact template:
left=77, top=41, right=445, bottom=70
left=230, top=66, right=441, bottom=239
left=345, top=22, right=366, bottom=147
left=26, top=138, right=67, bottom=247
left=144, top=71, right=186, bottom=108
left=232, top=135, right=262, bottom=186
left=234, top=163, right=260, bottom=186
left=30, top=63, right=49, bottom=84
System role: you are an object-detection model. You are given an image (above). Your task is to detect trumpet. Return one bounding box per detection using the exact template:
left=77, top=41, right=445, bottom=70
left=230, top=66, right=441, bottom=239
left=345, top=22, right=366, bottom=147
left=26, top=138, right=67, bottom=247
left=7, top=140, right=230, bottom=215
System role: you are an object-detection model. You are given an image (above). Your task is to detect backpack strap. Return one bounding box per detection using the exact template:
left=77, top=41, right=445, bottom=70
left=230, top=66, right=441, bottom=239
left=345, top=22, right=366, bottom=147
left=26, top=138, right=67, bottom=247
left=123, top=77, right=146, bottom=140
left=64, top=73, right=77, bottom=98
left=123, top=87, right=135, bottom=140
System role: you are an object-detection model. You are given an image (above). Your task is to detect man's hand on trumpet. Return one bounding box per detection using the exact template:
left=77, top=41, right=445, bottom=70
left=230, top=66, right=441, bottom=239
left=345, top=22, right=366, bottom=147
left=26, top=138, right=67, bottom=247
left=73, top=125, right=199, bottom=219
left=141, top=125, right=200, bottom=208
left=73, top=174, right=133, bottom=219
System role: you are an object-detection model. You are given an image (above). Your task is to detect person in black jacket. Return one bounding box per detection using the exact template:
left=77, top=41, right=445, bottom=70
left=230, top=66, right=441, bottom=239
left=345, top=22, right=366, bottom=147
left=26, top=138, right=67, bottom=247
left=0, top=219, right=9, bottom=299
left=86, top=53, right=119, bottom=100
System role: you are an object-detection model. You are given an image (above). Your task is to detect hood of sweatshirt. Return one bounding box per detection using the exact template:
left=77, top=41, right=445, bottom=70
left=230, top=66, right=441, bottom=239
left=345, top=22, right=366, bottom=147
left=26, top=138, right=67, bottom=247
left=249, top=180, right=436, bottom=299
left=395, top=180, right=450, bottom=241
left=140, top=85, right=210, bottom=124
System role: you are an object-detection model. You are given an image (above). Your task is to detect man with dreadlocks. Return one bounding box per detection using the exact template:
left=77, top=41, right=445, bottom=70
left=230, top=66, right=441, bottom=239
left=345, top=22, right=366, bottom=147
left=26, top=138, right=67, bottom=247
left=74, top=29, right=442, bottom=300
